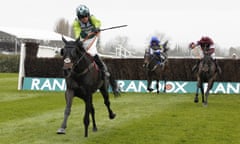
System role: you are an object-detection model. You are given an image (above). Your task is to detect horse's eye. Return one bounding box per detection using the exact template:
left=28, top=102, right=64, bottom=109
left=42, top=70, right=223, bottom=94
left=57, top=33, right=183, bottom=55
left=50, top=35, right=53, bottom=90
left=60, top=48, right=65, bottom=56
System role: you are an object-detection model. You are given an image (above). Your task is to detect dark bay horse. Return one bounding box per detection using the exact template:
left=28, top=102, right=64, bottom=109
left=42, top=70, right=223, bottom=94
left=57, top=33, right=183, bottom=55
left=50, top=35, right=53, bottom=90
left=144, top=41, right=169, bottom=93
left=56, top=37, right=119, bottom=137
left=194, top=47, right=218, bottom=106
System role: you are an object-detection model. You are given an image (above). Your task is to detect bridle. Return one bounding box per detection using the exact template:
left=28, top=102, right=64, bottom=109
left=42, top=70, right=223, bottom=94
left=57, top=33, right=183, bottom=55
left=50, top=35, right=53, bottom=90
left=63, top=46, right=95, bottom=77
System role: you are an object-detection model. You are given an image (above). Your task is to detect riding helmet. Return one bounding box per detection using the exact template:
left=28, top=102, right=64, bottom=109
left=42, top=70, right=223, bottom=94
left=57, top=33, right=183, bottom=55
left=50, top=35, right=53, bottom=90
left=197, top=36, right=214, bottom=45
left=150, top=36, right=160, bottom=45
left=76, top=5, right=90, bottom=20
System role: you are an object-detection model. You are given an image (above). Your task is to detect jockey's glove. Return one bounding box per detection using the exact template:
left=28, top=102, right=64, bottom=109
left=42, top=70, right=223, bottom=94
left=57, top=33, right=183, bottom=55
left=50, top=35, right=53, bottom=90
left=93, top=27, right=101, bottom=33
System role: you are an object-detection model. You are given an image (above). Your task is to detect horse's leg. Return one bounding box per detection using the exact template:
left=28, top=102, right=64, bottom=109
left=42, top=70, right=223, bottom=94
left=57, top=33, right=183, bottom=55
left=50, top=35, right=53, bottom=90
left=90, top=102, right=98, bottom=132
left=83, top=95, right=92, bottom=137
left=147, top=72, right=154, bottom=92
left=194, top=79, right=201, bottom=103
left=204, top=88, right=210, bottom=106
left=99, top=86, right=116, bottom=119
left=109, top=75, right=120, bottom=96
left=156, top=80, right=159, bottom=94
left=204, top=80, right=214, bottom=106
left=194, top=87, right=199, bottom=103
left=163, top=75, right=167, bottom=93
left=57, top=89, right=74, bottom=134
left=147, top=79, right=153, bottom=92
left=200, top=82, right=205, bottom=104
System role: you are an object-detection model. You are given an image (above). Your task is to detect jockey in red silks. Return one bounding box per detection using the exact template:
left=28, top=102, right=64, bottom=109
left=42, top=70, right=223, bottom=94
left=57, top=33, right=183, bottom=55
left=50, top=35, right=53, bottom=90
left=189, top=36, right=221, bottom=74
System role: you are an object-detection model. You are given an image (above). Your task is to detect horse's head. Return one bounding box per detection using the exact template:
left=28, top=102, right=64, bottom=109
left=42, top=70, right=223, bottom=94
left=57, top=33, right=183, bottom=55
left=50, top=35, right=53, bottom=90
left=162, top=40, right=169, bottom=53
left=61, top=36, right=86, bottom=76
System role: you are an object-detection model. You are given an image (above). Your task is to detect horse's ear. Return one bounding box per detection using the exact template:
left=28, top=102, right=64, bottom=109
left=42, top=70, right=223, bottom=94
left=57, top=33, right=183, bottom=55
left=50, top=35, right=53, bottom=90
left=62, top=36, right=67, bottom=44
left=75, top=37, right=80, bottom=43
left=163, top=40, right=169, bottom=52
left=163, top=40, right=168, bottom=48
left=75, top=38, right=84, bottom=51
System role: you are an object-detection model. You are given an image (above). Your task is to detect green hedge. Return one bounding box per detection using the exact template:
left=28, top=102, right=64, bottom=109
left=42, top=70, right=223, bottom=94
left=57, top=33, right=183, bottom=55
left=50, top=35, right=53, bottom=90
left=0, top=54, right=20, bottom=72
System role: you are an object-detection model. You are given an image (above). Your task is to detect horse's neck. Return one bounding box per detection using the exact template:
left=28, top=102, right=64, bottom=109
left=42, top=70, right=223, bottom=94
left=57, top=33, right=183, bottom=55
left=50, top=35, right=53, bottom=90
left=202, top=55, right=212, bottom=63
left=75, top=54, right=94, bottom=72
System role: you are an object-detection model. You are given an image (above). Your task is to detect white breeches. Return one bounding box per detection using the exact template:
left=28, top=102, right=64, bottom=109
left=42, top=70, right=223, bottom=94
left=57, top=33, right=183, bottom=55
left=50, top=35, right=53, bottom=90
left=83, top=37, right=98, bottom=56
left=190, top=47, right=216, bottom=59
left=149, top=48, right=163, bottom=55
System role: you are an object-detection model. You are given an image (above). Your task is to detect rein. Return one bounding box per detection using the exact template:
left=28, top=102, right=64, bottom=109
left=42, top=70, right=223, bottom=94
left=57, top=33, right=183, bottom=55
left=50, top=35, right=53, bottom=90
left=72, top=51, right=95, bottom=76
left=148, top=54, right=167, bottom=71
left=83, top=32, right=100, bottom=51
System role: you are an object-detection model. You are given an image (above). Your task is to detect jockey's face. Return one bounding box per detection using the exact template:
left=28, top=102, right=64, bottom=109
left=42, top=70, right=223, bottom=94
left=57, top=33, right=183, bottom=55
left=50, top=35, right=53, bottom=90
left=151, top=42, right=158, bottom=46
left=80, top=16, right=89, bottom=24
left=200, top=43, right=210, bottom=49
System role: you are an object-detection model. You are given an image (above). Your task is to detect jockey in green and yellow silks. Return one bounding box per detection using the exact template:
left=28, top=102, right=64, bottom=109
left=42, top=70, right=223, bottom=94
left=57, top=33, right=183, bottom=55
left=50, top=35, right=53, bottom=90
left=73, top=15, right=101, bottom=39
left=73, top=4, right=109, bottom=78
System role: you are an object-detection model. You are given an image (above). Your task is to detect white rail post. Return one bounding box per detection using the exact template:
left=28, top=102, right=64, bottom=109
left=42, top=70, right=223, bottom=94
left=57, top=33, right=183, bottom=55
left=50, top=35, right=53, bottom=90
left=18, top=43, right=26, bottom=90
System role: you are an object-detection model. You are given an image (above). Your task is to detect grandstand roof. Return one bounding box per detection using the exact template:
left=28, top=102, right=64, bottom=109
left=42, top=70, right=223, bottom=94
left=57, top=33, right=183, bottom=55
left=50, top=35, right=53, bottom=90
left=0, top=26, right=73, bottom=42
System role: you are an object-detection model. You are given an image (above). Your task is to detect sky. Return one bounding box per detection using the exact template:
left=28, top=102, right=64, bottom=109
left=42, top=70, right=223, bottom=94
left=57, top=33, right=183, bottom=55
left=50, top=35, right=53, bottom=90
left=1, top=0, right=240, bottom=50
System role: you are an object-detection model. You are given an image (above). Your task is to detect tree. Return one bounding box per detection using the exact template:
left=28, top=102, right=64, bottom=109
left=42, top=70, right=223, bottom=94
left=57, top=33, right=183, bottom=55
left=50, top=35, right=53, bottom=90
left=54, top=18, right=72, bottom=37
left=103, top=36, right=130, bottom=54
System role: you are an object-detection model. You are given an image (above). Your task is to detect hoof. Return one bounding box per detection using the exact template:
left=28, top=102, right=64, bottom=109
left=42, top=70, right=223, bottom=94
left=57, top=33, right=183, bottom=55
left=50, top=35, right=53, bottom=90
left=147, top=88, right=154, bottom=92
left=203, top=102, right=208, bottom=107
left=56, top=128, right=66, bottom=134
left=93, top=127, right=98, bottom=132
left=109, top=113, right=116, bottom=119
left=194, top=98, right=199, bottom=103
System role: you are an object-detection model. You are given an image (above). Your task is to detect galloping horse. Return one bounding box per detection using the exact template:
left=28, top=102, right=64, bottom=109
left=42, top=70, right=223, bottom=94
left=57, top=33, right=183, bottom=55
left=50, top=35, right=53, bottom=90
left=194, top=45, right=218, bottom=106
left=57, top=37, right=119, bottom=137
left=144, top=41, right=169, bottom=93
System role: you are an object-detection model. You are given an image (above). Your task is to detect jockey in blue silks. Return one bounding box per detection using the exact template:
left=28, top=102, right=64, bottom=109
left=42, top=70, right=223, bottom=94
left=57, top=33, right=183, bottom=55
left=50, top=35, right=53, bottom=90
left=143, top=36, right=167, bottom=67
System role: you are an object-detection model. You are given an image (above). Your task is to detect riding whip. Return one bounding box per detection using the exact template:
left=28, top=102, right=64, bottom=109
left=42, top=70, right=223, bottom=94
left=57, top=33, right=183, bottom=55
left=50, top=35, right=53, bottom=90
left=100, top=25, right=128, bottom=31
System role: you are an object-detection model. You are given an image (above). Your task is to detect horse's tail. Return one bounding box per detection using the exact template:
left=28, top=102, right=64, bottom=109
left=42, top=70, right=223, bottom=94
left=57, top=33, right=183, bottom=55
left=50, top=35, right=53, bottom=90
left=109, top=75, right=121, bottom=97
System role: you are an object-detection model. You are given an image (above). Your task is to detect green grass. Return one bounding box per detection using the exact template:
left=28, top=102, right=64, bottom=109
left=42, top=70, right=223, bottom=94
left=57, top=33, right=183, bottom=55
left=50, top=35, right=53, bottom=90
left=0, top=73, right=240, bottom=144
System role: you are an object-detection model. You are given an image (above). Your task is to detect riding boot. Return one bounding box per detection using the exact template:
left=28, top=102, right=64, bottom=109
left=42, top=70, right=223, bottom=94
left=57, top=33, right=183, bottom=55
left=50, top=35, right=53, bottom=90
left=192, top=60, right=200, bottom=73
left=214, top=59, right=222, bottom=74
left=93, top=55, right=110, bottom=79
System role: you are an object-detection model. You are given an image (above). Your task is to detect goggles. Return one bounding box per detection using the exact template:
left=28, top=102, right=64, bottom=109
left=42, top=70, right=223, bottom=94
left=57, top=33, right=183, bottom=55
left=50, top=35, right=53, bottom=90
left=79, top=14, right=88, bottom=19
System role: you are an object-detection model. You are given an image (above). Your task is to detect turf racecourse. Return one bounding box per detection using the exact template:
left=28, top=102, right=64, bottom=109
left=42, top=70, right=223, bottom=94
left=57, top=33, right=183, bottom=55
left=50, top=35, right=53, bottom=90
left=0, top=73, right=240, bottom=144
